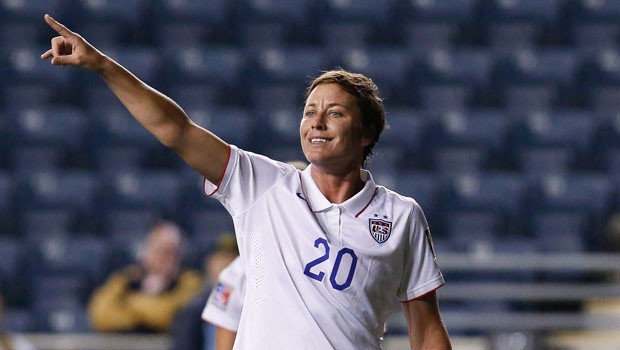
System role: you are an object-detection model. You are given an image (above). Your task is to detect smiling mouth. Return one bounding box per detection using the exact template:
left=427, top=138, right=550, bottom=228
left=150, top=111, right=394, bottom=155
left=309, top=137, right=330, bottom=144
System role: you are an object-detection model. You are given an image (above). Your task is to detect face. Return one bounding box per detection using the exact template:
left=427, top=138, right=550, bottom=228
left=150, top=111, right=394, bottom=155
left=141, top=224, right=181, bottom=276
left=300, top=83, right=371, bottom=169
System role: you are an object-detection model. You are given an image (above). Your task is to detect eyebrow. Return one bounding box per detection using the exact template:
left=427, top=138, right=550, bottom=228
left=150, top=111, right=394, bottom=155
left=305, top=102, right=348, bottom=109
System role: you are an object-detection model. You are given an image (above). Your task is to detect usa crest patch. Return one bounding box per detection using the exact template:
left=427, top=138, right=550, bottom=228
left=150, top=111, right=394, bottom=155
left=369, top=218, right=392, bottom=244
left=211, top=282, right=233, bottom=310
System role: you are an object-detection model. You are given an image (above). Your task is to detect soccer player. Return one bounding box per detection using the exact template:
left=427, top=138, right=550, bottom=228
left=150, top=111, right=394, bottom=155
left=42, top=14, right=451, bottom=349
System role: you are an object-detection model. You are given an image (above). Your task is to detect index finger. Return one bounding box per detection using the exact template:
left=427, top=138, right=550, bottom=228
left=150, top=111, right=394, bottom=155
left=44, top=14, right=73, bottom=38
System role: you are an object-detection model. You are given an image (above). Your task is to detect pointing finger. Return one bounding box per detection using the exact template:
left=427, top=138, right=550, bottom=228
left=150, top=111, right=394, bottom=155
left=41, top=49, right=53, bottom=60
left=44, top=14, right=73, bottom=39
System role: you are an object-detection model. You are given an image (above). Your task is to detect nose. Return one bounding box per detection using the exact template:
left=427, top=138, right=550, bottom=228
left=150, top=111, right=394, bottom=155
left=311, top=112, right=327, bottom=130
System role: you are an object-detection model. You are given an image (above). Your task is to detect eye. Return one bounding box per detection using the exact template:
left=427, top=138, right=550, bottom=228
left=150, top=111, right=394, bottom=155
left=304, top=111, right=316, bottom=118
left=329, top=111, right=343, bottom=117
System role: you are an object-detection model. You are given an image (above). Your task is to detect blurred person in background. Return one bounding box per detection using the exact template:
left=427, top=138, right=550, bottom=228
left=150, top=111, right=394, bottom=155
left=88, top=221, right=202, bottom=333
left=0, top=296, right=35, bottom=350
left=171, top=234, right=239, bottom=350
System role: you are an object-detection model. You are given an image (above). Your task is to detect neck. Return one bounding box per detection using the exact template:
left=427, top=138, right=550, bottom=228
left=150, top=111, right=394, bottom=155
left=310, top=165, right=365, bottom=204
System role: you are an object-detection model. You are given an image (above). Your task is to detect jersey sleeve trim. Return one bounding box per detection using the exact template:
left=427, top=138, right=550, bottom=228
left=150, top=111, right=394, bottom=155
left=398, top=275, right=445, bottom=302
left=203, top=145, right=232, bottom=197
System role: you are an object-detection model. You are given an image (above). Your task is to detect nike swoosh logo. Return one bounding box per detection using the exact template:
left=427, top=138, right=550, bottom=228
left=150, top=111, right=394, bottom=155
left=296, top=192, right=306, bottom=200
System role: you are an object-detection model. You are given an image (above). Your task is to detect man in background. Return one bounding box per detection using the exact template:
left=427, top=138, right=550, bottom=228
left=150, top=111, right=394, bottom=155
left=88, top=221, right=202, bottom=333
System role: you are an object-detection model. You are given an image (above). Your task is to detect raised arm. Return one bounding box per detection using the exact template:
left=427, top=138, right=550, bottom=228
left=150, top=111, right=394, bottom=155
left=402, top=291, right=452, bottom=350
left=40, top=14, right=229, bottom=184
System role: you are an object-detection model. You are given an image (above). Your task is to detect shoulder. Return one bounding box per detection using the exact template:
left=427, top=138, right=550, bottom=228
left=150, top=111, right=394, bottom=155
left=377, top=185, right=422, bottom=215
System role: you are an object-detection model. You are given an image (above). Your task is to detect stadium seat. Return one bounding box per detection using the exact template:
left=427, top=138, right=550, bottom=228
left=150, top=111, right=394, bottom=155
left=166, top=83, right=221, bottom=110
left=9, top=107, right=88, bottom=149
left=3, top=46, right=73, bottom=90
left=417, top=85, right=473, bottom=111
left=589, top=86, right=620, bottom=111
left=530, top=174, right=613, bottom=221
left=320, top=22, right=370, bottom=51
left=487, top=23, right=539, bottom=50
left=398, top=0, right=477, bottom=23
left=445, top=211, right=501, bottom=247
left=1, top=83, right=57, bottom=108
left=430, top=110, right=511, bottom=153
left=318, top=0, right=392, bottom=24
left=32, top=294, right=90, bottom=333
left=164, top=46, right=245, bottom=85
left=393, top=172, right=442, bottom=221
left=256, top=106, right=303, bottom=147
left=0, top=22, right=39, bottom=49
left=442, top=173, right=527, bottom=226
left=238, top=0, right=310, bottom=24
left=11, top=146, right=63, bottom=173
left=413, top=49, right=495, bottom=91
left=154, top=0, right=232, bottom=24
left=239, top=22, right=288, bottom=50
left=565, top=0, right=620, bottom=23
left=187, top=209, right=235, bottom=238
left=20, top=209, right=75, bottom=236
left=572, top=23, right=619, bottom=52
left=532, top=212, right=586, bottom=252
left=403, top=21, right=456, bottom=49
left=365, top=146, right=401, bottom=174
left=335, top=48, right=411, bottom=88
left=188, top=107, right=253, bottom=148
left=90, top=107, right=160, bottom=147
left=102, top=171, right=181, bottom=214
left=433, top=146, right=488, bottom=174
left=250, top=85, right=302, bottom=118
left=18, top=171, right=99, bottom=213
left=380, top=108, right=429, bottom=154
left=104, top=47, right=161, bottom=86
left=517, top=146, right=575, bottom=174
left=0, top=0, right=65, bottom=21
left=252, top=48, right=328, bottom=85
left=93, top=146, right=147, bottom=174
left=72, top=0, right=146, bottom=27
left=1, top=308, right=34, bottom=333
left=73, top=22, right=124, bottom=47
left=0, top=172, right=13, bottom=215
left=502, top=84, right=556, bottom=111
left=0, top=238, right=22, bottom=291
left=493, top=49, right=578, bottom=92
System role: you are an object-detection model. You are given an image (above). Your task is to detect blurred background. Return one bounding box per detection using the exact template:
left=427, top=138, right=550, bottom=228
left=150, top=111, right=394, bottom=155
left=1, top=0, right=620, bottom=349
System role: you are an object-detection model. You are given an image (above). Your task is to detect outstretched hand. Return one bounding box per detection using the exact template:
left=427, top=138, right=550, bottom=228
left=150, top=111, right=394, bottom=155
left=40, top=14, right=106, bottom=72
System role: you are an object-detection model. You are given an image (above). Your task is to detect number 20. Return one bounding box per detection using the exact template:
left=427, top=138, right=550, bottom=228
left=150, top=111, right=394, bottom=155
left=303, top=238, right=358, bottom=291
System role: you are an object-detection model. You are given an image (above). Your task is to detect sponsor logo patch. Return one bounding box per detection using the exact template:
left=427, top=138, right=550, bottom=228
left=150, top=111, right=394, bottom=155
left=211, top=282, right=233, bottom=310
left=369, top=218, right=392, bottom=244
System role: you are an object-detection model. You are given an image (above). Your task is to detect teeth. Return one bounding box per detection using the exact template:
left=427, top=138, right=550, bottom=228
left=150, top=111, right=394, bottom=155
left=311, top=138, right=327, bottom=143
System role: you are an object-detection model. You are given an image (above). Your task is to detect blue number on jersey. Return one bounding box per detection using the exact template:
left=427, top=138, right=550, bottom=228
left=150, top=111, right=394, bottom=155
left=303, top=238, right=358, bottom=291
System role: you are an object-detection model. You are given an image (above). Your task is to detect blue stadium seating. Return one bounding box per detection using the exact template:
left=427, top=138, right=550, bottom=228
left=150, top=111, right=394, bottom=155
left=417, top=85, right=474, bottom=111
left=188, top=209, right=235, bottom=238
left=251, top=83, right=302, bottom=111
left=381, top=109, right=429, bottom=152
left=73, top=22, right=124, bottom=48
left=0, top=0, right=65, bottom=21
left=2, top=83, right=57, bottom=109
left=319, top=0, right=392, bottom=24
left=11, top=146, right=63, bottom=173
left=18, top=171, right=98, bottom=213
left=445, top=211, right=501, bottom=247
left=0, top=238, right=22, bottom=288
left=487, top=23, right=539, bottom=50
left=93, top=146, right=147, bottom=174
left=433, top=146, right=488, bottom=174
left=239, top=22, right=288, bottom=50
left=530, top=174, right=613, bottom=222
left=9, top=107, right=88, bottom=148
left=393, top=172, right=442, bottom=220
left=0, top=172, right=13, bottom=215
left=104, top=48, right=161, bottom=86
left=399, top=0, right=477, bottom=23
left=503, top=84, right=556, bottom=111
left=164, top=47, right=245, bottom=85
left=320, top=22, right=370, bottom=51
left=0, top=22, right=39, bottom=49
left=1, top=308, right=34, bottom=332
left=532, top=212, right=586, bottom=252
left=72, top=0, right=146, bottom=27
left=430, top=110, right=511, bottom=152
left=414, top=49, right=495, bottom=91
left=253, top=48, right=328, bottom=84
left=154, top=0, right=232, bottom=24
left=102, top=171, right=181, bottom=214
left=517, top=146, right=575, bottom=174
left=238, top=0, right=310, bottom=24
left=442, top=173, right=527, bottom=224
left=403, top=21, right=457, bottom=49
left=481, top=0, right=559, bottom=23
left=20, top=209, right=75, bottom=236
left=32, top=294, right=90, bottom=333
left=572, top=23, right=619, bottom=52
left=90, top=107, right=160, bottom=147
left=335, top=48, right=411, bottom=88
left=189, top=107, right=253, bottom=148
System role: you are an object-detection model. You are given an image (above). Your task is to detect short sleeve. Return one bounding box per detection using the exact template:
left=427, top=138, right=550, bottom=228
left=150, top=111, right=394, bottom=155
left=202, top=258, right=246, bottom=331
left=397, top=202, right=445, bottom=302
left=203, top=145, right=290, bottom=216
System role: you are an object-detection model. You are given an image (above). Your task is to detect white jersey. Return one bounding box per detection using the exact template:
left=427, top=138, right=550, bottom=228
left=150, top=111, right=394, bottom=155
left=203, top=146, right=444, bottom=349
left=202, top=256, right=246, bottom=331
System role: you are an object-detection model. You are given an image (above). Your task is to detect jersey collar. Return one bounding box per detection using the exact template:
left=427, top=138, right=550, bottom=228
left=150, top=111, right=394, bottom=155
left=300, top=165, right=378, bottom=216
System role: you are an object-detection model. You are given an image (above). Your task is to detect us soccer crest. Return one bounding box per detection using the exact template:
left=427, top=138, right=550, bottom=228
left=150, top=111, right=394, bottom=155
left=369, top=218, right=392, bottom=244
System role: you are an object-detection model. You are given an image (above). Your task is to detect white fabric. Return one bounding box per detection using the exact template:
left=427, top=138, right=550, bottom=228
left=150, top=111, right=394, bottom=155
left=204, top=146, right=444, bottom=350
left=202, top=257, right=246, bottom=331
